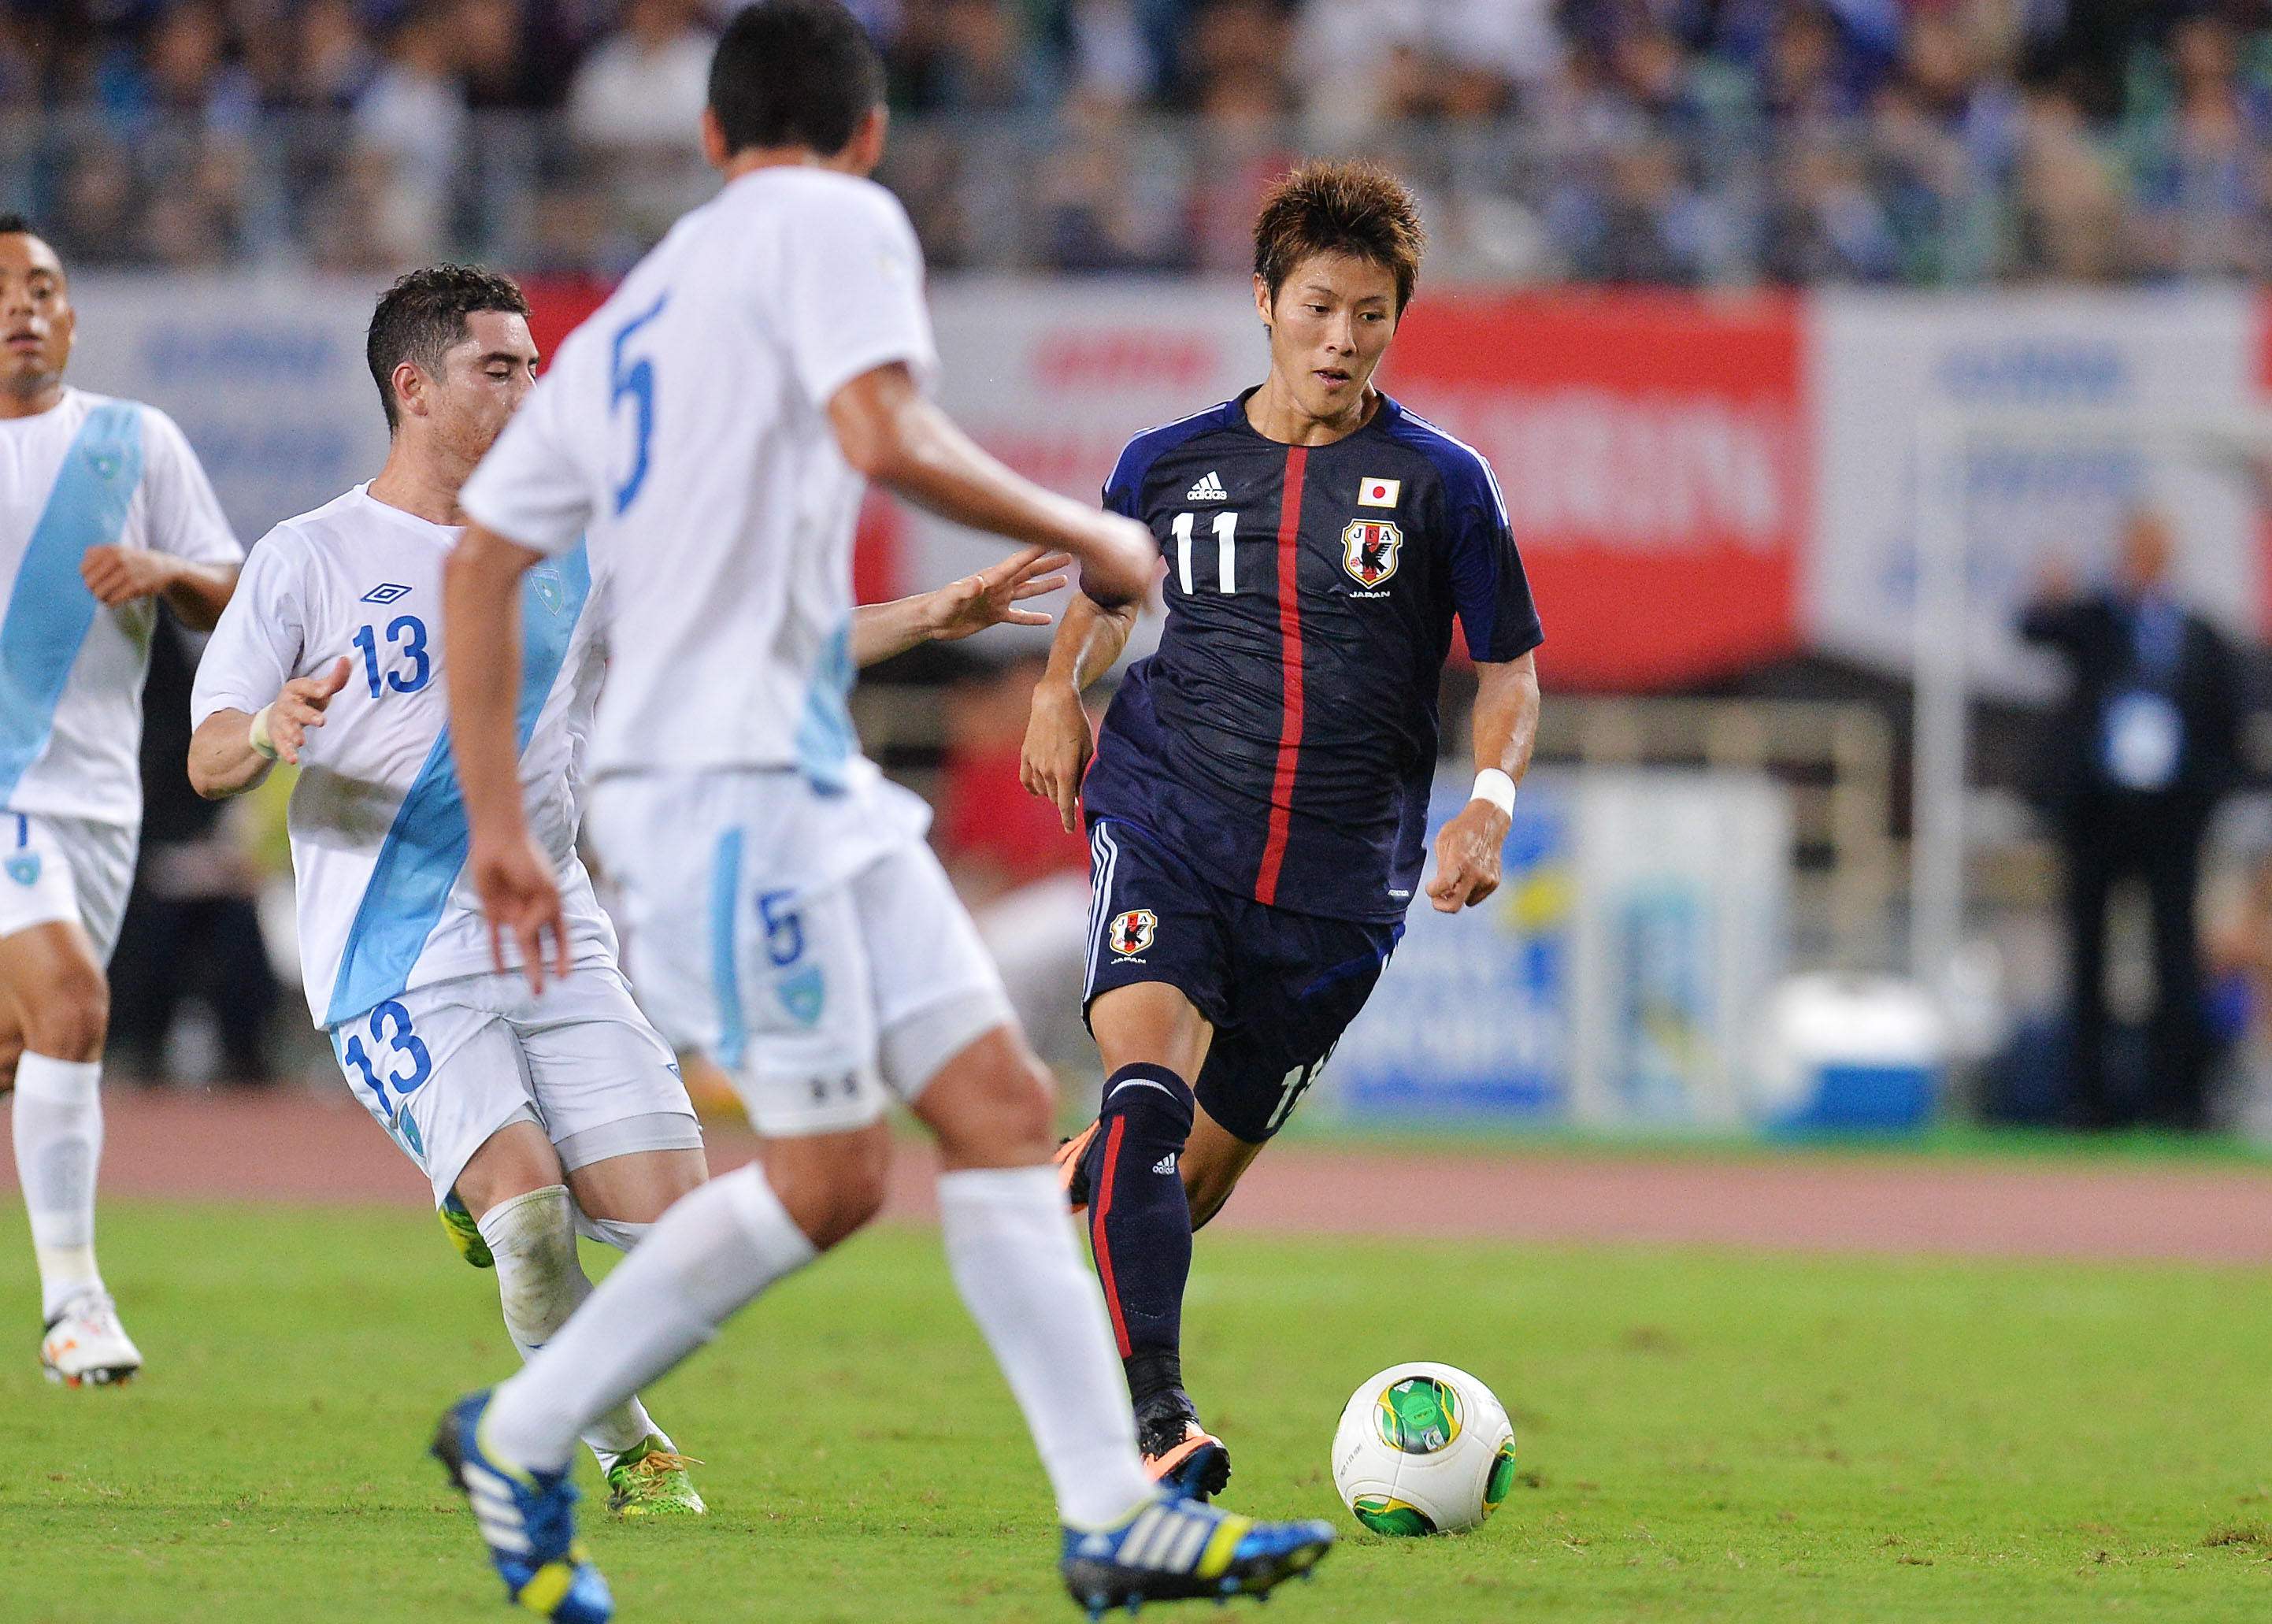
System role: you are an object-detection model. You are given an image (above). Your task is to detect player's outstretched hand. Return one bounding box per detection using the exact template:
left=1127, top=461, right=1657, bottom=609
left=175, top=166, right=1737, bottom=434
left=80, top=543, right=183, bottom=606
left=262, top=658, right=352, bottom=766
left=926, top=547, right=1071, bottom=643
left=470, top=828, right=572, bottom=993
left=1425, top=799, right=1512, bottom=914
left=1021, top=680, right=1095, bottom=835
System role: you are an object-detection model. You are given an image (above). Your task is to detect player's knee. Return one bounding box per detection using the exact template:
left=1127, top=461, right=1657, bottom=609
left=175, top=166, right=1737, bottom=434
left=917, top=1027, right=1058, bottom=1165
left=763, top=1126, right=890, bottom=1251
left=20, top=962, right=107, bottom=1060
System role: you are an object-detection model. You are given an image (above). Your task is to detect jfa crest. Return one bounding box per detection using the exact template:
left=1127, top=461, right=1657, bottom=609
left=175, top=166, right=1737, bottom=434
left=1108, top=909, right=1157, bottom=957
left=1342, top=519, right=1402, bottom=588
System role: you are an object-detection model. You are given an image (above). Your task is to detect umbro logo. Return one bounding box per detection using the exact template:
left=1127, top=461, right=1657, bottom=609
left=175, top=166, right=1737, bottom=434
left=361, top=583, right=413, bottom=605
left=1185, top=471, right=1228, bottom=502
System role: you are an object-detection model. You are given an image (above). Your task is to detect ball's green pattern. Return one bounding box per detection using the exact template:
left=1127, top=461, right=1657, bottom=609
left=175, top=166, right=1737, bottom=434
left=1373, top=1375, right=1463, bottom=1454
left=1481, top=1438, right=1519, bottom=1516
left=1352, top=1494, right=1437, bottom=1537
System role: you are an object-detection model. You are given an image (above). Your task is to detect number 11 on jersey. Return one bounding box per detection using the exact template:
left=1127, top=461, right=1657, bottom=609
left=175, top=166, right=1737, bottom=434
left=1170, top=510, right=1238, bottom=595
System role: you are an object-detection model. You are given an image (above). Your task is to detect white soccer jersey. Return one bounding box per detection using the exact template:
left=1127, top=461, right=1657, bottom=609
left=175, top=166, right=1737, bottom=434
left=191, top=485, right=618, bottom=1028
left=459, top=165, right=937, bottom=794
left=0, top=387, right=240, bottom=827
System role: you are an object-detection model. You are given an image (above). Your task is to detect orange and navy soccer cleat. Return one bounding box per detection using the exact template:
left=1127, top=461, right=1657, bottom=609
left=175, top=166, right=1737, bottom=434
left=1054, top=1122, right=1099, bottom=1214
left=1136, top=1388, right=1232, bottom=1503
left=431, top=1391, right=613, bottom=1623
left=1061, top=1491, right=1333, bottom=1618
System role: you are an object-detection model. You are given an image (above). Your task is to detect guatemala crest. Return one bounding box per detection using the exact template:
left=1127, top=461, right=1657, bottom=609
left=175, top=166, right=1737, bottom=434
left=5, top=852, right=38, bottom=886
left=777, top=964, right=826, bottom=1027
left=1341, top=519, right=1402, bottom=588
left=1108, top=909, right=1157, bottom=958
left=530, top=568, right=565, bottom=616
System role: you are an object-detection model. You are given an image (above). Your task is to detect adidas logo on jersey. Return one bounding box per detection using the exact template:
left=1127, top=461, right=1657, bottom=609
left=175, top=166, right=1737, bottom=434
left=1185, top=471, right=1228, bottom=502
left=1152, top=1153, right=1178, bottom=1175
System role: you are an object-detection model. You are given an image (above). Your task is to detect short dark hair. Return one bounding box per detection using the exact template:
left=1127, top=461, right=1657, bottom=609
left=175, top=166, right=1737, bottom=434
left=708, top=0, right=883, bottom=159
left=0, top=213, right=38, bottom=239
left=365, top=263, right=530, bottom=433
left=1252, top=161, right=1427, bottom=317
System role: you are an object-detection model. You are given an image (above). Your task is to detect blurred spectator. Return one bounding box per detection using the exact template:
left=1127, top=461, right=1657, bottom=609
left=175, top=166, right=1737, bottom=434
left=933, top=655, right=1095, bottom=1078
left=295, top=0, right=377, bottom=110
left=1760, top=135, right=1898, bottom=280
left=50, top=138, right=145, bottom=266
left=1040, top=92, right=1177, bottom=268
left=458, top=0, right=537, bottom=110
left=350, top=2, right=466, bottom=263
left=2012, top=80, right=2130, bottom=280
left=1551, top=135, right=1719, bottom=284
left=108, top=616, right=278, bottom=1088
left=894, top=0, right=1056, bottom=111
left=567, top=0, right=716, bottom=246
left=2019, top=510, right=2246, bottom=1132
left=566, top=0, right=714, bottom=150
left=2128, top=12, right=2272, bottom=280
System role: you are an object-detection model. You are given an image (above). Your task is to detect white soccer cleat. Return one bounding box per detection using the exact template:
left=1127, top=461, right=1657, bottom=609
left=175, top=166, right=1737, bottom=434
left=39, top=1291, right=143, bottom=1387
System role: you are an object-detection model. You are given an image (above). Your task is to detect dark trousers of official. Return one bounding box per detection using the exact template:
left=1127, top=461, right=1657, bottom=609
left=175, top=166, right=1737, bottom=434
left=107, top=887, right=278, bottom=1085
left=2060, top=795, right=2208, bottom=1129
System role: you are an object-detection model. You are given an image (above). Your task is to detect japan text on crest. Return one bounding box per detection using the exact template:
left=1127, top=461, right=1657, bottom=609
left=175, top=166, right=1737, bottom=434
left=1341, top=518, right=1402, bottom=588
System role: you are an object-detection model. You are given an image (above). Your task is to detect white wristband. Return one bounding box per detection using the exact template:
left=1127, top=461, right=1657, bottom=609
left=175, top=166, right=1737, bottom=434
left=248, top=704, right=280, bottom=762
left=1471, top=767, right=1516, bottom=817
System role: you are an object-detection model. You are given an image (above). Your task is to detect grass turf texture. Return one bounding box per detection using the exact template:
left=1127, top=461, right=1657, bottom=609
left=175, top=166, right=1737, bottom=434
left=5, top=1203, right=2272, bottom=1622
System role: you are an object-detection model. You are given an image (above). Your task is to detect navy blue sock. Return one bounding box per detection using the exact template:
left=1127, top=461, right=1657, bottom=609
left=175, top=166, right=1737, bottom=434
left=1080, top=1063, right=1195, bottom=1400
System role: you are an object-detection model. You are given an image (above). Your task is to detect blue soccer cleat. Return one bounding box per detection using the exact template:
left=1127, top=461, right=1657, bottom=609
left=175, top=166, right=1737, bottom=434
left=1062, top=1492, right=1335, bottom=1618
left=430, top=1390, right=614, bottom=1624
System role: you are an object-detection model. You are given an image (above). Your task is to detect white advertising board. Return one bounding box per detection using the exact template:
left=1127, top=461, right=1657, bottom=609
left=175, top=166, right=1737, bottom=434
left=1809, top=287, right=2263, bottom=699
left=67, top=275, right=393, bottom=549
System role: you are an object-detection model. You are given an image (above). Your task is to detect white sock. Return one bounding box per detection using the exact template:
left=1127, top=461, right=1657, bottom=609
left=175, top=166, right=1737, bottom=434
left=573, top=1211, right=650, bottom=1253
left=482, top=1165, right=815, bottom=1474
left=13, top=1054, right=105, bottom=1322
left=476, top=1186, right=660, bottom=1465
left=938, top=1165, right=1154, bottom=1529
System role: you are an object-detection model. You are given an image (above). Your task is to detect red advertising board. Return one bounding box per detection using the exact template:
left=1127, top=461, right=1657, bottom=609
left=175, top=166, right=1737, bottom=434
left=1384, top=291, right=1807, bottom=690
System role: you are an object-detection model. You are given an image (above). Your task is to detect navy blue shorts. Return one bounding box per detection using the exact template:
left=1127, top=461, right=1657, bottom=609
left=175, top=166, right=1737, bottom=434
left=1082, top=816, right=1402, bottom=1144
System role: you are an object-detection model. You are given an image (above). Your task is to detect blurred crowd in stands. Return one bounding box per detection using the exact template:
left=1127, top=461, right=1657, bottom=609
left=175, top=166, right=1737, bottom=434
left=7, top=0, right=2272, bottom=282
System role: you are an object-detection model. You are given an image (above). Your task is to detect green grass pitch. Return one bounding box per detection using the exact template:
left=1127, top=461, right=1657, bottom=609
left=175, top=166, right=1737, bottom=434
left=6, top=1201, right=2272, bottom=1622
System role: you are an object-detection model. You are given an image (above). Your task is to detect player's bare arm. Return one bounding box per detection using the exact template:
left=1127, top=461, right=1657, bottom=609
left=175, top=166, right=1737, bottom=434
left=443, top=522, right=568, bottom=990
left=79, top=547, right=237, bottom=630
left=1425, top=651, right=1540, bottom=914
left=1021, top=588, right=1139, bottom=832
left=187, top=657, right=352, bottom=799
left=828, top=362, right=1156, bottom=607
left=849, top=544, right=1069, bottom=668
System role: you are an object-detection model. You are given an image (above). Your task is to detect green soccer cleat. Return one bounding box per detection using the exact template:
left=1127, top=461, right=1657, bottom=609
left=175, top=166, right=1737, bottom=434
left=605, top=1436, right=706, bottom=1518
left=439, top=1194, right=495, bottom=1269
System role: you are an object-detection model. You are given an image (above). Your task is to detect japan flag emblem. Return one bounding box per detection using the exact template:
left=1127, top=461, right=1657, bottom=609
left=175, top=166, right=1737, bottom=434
left=1357, top=476, right=1399, bottom=507
left=1341, top=518, right=1403, bottom=588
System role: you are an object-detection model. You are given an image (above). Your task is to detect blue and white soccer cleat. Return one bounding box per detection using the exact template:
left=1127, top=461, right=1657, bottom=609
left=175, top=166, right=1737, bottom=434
left=430, top=1390, right=614, bottom=1624
left=1061, top=1492, right=1336, bottom=1618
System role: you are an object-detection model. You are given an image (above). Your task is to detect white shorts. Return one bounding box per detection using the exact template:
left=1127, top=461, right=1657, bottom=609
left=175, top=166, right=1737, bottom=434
left=0, top=811, right=136, bottom=964
left=591, top=769, right=1016, bottom=1137
left=328, top=963, right=702, bottom=1207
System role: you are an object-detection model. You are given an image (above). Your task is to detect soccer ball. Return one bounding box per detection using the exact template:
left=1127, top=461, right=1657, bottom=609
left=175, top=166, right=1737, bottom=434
left=1330, top=1362, right=1518, bottom=1536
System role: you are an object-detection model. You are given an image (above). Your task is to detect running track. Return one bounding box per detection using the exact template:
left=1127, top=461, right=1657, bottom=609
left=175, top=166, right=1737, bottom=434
left=13, top=1087, right=2272, bottom=1263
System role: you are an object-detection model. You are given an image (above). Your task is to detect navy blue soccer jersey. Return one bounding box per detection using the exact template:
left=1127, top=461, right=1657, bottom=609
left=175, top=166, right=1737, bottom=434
left=1080, top=388, right=1542, bottom=925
